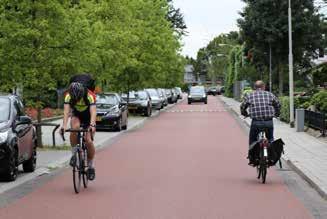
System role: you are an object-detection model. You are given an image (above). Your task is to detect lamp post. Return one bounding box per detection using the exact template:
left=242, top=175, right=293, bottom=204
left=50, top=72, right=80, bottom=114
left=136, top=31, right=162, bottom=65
left=269, top=43, right=272, bottom=92
left=288, top=0, right=294, bottom=127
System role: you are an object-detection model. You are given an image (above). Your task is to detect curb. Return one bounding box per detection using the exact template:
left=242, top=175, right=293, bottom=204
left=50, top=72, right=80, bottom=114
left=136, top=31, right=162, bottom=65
left=286, top=160, right=327, bottom=200
left=219, top=96, right=327, bottom=200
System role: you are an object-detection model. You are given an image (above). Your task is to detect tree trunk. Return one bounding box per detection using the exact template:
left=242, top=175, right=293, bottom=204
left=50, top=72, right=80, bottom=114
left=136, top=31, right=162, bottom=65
left=36, top=106, right=43, bottom=148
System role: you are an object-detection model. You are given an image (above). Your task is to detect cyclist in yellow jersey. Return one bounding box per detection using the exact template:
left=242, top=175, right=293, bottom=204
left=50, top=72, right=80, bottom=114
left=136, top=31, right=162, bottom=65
left=61, top=82, right=97, bottom=180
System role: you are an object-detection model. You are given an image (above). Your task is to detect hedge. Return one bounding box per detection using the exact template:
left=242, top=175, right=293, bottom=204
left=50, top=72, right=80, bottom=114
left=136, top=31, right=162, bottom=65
left=279, top=96, right=300, bottom=123
left=311, top=90, right=327, bottom=114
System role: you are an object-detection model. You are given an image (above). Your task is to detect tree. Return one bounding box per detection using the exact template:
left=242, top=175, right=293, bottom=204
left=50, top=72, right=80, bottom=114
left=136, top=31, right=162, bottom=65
left=166, top=0, right=187, bottom=36
left=238, top=0, right=323, bottom=95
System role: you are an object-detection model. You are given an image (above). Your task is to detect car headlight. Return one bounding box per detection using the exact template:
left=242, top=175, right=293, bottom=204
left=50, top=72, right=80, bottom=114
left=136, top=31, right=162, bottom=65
left=107, top=107, right=120, bottom=116
left=188, top=95, right=192, bottom=98
left=203, top=95, right=206, bottom=98
left=141, top=101, right=148, bottom=107
left=0, top=131, right=8, bottom=144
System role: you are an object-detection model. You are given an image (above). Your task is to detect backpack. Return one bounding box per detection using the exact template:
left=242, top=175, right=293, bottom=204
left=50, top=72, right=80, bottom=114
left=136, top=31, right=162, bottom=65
left=69, top=73, right=95, bottom=92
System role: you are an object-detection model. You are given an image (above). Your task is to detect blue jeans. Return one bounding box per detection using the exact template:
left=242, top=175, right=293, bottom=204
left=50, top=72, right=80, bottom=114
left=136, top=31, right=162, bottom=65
left=249, top=120, right=274, bottom=146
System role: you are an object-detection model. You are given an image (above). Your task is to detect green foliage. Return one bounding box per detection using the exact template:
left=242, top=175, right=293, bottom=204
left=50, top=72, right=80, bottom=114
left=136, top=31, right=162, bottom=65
left=225, top=45, right=243, bottom=97
left=193, top=32, right=240, bottom=85
left=238, top=0, right=323, bottom=94
left=241, top=87, right=253, bottom=99
left=309, top=63, right=327, bottom=86
left=279, top=96, right=300, bottom=123
left=0, top=0, right=185, bottom=114
left=311, top=91, right=327, bottom=114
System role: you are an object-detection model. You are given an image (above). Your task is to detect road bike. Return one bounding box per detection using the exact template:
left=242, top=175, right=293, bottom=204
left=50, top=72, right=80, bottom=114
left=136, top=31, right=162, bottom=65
left=61, top=128, right=90, bottom=194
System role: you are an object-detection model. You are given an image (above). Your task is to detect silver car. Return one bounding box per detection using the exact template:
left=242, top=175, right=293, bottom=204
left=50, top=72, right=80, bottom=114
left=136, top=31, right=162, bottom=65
left=145, top=89, right=163, bottom=110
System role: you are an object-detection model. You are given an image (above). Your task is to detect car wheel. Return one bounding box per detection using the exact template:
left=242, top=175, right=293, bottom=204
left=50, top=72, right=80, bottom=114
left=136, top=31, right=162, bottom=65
left=205, top=100, right=208, bottom=104
left=122, top=117, right=128, bottom=130
left=116, top=117, right=122, bottom=132
left=188, top=101, right=191, bottom=105
left=23, top=145, right=37, bottom=173
left=145, top=106, right=151, bottom=117
left=3, top=148, right=18, bottom=181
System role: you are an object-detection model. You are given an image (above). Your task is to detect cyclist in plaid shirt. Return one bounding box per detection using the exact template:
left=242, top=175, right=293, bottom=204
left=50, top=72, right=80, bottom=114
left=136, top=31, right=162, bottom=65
left=240, top=81, right=281, bottom=148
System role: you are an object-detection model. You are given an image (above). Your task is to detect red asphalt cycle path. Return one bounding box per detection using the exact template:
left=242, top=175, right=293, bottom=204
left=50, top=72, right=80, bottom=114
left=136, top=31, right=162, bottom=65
left=0, top=96, right=311, bottom=219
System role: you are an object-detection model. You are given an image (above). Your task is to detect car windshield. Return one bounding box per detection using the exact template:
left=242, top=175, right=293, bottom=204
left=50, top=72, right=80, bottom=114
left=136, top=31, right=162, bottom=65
left=96, top=95, right=118, bottom=106
left=121, top=92, right=137, bottom=99
left=190, top=87, right=205, bottom=94
left=0, top=97, right=10, bottom=122
left=146, top=89, right=159, bottom=97
left=137, top=91, right=148, bottom=100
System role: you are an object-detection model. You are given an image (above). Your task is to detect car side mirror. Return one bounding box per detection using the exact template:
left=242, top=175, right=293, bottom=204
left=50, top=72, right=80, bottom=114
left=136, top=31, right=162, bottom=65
left=16, top=116, right=32, bottom=126
left=120, top=102, right=127, bottom=108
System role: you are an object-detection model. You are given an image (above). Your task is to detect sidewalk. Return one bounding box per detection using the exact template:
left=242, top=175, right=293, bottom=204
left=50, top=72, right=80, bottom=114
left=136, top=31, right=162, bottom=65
left=220, top=96, right=327, bottom=199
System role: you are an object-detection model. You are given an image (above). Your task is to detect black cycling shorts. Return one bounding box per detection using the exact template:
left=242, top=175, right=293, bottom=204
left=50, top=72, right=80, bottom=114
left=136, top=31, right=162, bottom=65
left=72, top=109, right=90, bottom=128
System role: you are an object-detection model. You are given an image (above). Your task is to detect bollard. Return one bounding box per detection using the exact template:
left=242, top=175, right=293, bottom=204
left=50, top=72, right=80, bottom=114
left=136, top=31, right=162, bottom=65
left=296, top=109, right=305, bottom=132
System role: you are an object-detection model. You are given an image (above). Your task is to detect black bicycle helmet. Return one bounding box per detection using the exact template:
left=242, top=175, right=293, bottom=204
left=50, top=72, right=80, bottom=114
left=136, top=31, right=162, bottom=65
left=69, top=82, right=86, bottom=102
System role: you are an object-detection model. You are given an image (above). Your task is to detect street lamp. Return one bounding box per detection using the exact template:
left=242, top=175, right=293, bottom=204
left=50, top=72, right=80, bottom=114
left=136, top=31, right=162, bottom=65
left=289, top=0, right=294, bottom=127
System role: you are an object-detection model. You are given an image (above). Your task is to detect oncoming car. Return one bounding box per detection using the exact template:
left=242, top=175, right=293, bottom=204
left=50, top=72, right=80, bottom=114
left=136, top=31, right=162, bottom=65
left=188, top=86, right=208, bottom=104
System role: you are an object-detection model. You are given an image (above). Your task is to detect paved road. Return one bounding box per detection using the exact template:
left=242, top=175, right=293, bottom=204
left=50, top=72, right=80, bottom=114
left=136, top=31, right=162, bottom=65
left=0, top=96, right=313, bottom=218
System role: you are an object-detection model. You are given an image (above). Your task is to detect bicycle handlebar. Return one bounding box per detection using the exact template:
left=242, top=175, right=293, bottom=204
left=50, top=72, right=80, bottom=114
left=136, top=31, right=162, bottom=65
left=60, top=128, right=94, bottom=142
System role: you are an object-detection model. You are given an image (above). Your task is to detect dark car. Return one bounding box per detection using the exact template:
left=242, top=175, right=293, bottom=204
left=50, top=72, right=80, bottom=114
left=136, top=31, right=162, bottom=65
left=207, top=86, right=218, bottom=96
left=219, top=86, right=225, bottom=94
left=170, top=88, right=178, bottom=103
left=165, top=89, right=173, bottom=103
left=121, top=90, right=152, bottom=117
left=157, top=89, right=168, bottom=107
left=0, top=94, right=36, bottom=181
left=175, top=87, right=183, bottom=99
left=188, top=86, right=207, bottom=104
left=145, top=89, right=163, bottom=110
left=96, top=93, right=128, bottom=131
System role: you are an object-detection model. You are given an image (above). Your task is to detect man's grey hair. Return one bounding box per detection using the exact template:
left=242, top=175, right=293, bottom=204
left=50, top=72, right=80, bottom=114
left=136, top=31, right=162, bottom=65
left=254, top=80, right=265, bottom=90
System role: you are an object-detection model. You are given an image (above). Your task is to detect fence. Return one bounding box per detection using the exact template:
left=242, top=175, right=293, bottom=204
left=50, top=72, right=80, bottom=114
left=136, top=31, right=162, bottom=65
left=304, top=110, right=326, bottom=136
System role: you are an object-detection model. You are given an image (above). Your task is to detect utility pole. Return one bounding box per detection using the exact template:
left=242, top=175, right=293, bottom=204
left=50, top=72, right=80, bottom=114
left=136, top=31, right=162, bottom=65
left=269, top=44, right=272, bottom=92
left=289, top=0, right=295, bottom=127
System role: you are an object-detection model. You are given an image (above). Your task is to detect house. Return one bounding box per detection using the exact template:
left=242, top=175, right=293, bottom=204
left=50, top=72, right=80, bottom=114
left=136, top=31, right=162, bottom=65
left=184, top=64, right=196, bottom=84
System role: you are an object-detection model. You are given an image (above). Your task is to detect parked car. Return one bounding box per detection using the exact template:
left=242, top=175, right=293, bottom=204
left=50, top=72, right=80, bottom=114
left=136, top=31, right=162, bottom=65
left=219, top=86, right=225, bottom=94
left=96, top=93, right=128, bottom=131
left=0, top=94, right=36, bottom=181
left=145, top=89, right=163, bottom=110
left=175, top=87, right=183, bottom=99
left=207, top=86, right=218, bottom=96
left=121, top=90, right=152, bottom=117
left=157, top=89, right=168, bottom=107
left=165, top=89, right=173, bottom=103
left=188, top=86, right=207, bottom=104
left=170, top=88, right=178, bottom=103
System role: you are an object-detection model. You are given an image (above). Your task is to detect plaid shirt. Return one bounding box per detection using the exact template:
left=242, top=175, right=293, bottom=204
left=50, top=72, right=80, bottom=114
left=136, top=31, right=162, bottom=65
left=240, top=90, right=281, bottom=120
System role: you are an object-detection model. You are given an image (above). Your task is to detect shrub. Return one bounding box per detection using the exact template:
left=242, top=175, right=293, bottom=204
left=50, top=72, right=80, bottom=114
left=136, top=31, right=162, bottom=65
left=311, top=90, right=327, bottom=114
left=241, top=87, right=253, bottom=99
left=279, top=96, right=300, bottom=123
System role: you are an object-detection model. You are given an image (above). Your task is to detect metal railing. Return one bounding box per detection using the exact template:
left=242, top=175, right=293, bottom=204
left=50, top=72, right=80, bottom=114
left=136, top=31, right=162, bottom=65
left=33, top=123, right=61, bottom=147
left=304, top=110, right=326, bottom=136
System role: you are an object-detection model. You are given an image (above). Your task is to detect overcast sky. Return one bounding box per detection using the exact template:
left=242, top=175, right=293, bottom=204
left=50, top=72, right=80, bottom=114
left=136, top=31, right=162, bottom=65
left=173, top=0, right=245, bottom=58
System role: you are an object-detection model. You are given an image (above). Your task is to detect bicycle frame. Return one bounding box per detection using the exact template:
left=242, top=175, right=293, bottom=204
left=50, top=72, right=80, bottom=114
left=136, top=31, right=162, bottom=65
left=257, top=130, right=269, bottom=184
left=61, top=128, right=90, bottom=193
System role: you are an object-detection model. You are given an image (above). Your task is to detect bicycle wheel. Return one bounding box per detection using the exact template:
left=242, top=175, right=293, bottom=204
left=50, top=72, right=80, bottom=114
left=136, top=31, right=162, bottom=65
left=73, top=150, right=81, bottom=194
left=82, top=148, right=88, bottom=188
